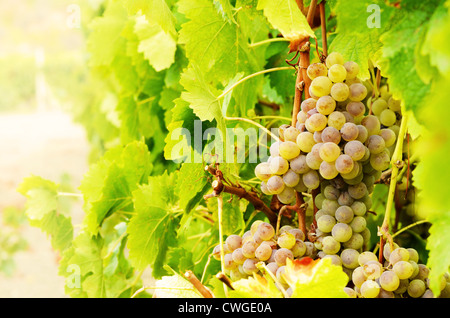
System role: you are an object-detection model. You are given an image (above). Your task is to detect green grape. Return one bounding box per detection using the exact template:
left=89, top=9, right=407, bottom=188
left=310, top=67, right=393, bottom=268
left=328, top=64, right=347, bottom=83
left=344, top=61, right=360, bottom=79
left=335, top=205, right=354, bottom=223
left=242, top=240, right=258, bottom=258
left=323, top=185, right=340, bottom=200
left=346, top=101, right=365, bottom=118
left=388, top=97, right=401, bottom=112
left=310, top=76, right=333, bottom=97
left=212, top=244, right=224, bottom=260
left=279, top=141, right=301, bottom=160
left=319, top=142, right=341, bottom=162
left=389, top=248, right=410, bottom=265
left=351, top=200, right=367, bottom=216
left=342, top=233, right=364, bottom=250
left=352, top=266, right=367, bottom=288
left=348, top=83, right=368, bottom=102
left=283, top=126, right=301, bottom=143
left=340, top=248, right=360, bottom=269
left=332, top=222, right=353, bottom=242
left=322, top=236, right=341, bottom=254
left=266, top=175, right=285, bottom=194
left=306, top=151, right=322, bottom=170
left=257, top=222, right=275, bottom=241
left=274, top=248, right=294, bottom=266
left=293, top=177, right=308, bottom=193
left=260, top=181, right=272, bottom=195
left=393, top=260, right=415, bottom=279
left=251, top=220, right=264, bottom=235
left=415, top=264, right=430, bottom=281
left=269, top=156, right=290, bottom=175
left=270, top=141, right=280, bottom=157
left=321, top=126, right=341, bottom=144
left=297, top=131, right=316, bottom=152
left=321, top=199, right=340, bottom=216
left=367, top=134, right=386, bottom=154
left=348, top=182, right=368, bottom=200
left=316, top=95, right=336, bottom=115
left=325, top=52, right=344, bottom=68
left=327, top=111, right=347, bottom=130
left=340, top=122, right=359, bottom=141
left=255, top=162, right=272, bottom=181
left=277, top=232, right=296, bottom=249
left=289, top=228, right=306, bottom=241
left=379, top=270, right=400, bottom=292
left=350, top=216, right=367, bottom=233
left=330, top=82, right=350, bottom=102
left=407, top=279, right=426, bottom=298
left=361, top=115, right=381, bottom=136
left=282, top=169, right=300, bottom=187
left=407, top=248, right=419, bottom=263
left=277, top=186, right=296, bottom=204
left=305, top=113, right=328, bottom=132
left=317, top=214, right=336, bottom=233
left=335, top=154, right=354, bottom=174
left=338, top=190, right=354, bottom=206
left=302, top=170, right=320, bottom=190
left=307, top=62, right=328, bottom=80
left=363, top=260, right=383, bottom=280
left=242, top=258, right=258, bottom=275
left=289, top=155, right=310, bottom=174
left=380, top=108, right=397, bottom=126
left=355, top=124, right=369, bottom=143
left=370, top=150, right=390, bottom=171
left=319, top=160, right=339, bottom=180
left=379, top=128, right=396, bottom=147
left=371, top=98, right=388, bottom=116
left=232, top=248, right=246, bottom=264
left=297, top=110, right=307, bottom=124
left=358, top=251, right=378, bottom=266
left=255, top=243, right=273, bottom=261
left=226, top=234, right=242, bottom=251
left=323, top=254, right=342, bottom=266
left=301, top=98, right=317, bottom=113
left=360, top=280, right=381, bottom=298
left=344, top=140, right=366, bottom=161
left=224, top=253, right=237, bottom=270
left=291, top=240, right=306, bottom=258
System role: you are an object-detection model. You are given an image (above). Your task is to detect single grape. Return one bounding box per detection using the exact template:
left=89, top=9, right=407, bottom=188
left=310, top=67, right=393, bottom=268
left=266, top=175, right=285, bottom=194
left=257, top=222, right=275, bottom=241
left=371, top=98, right=388, bottom=116
left=317, top=214, right=337, bottom=233
left=255, top=243, right=273, bottom=261
left=348, top=83, right=368, bottom=102
left=328, top=64, right=347, bottom=83
left=279, top=141, right=301, bottom=160
left=352, top=266, right=366, bottom=288
left=307, top=63, right=328, bottom=80
left=302, top=170, right=320, bottom=190
left=349, top=216, right=367, bottom=233
left=316, top=95, right=336, bottom=115
left=335, top=154, right=354, bottom=174
left=393, top=260, right=415, bottom=279
left=310, top=76, right=333, bottom=97
left=319, top=142, right=341, bottom=162
left=306, top=151, right=322, bottom=170
left=255, top=162, right=272, bottom=181
left=283, top=126, right=301, bottom=143
left=335, top=205, right=354, bottom=223
left=325, top=52, right=344, bottom=68
left=342, top=233, right=364, bottom=250
left=277, top=232, right=296, bottom=249
left=370, top=150, right=390, bottom=171
left=319, top=160, right=339, bottom=180
left=321, top=236, right=341, bottom=254
left=277, top=186, right=296, bottom=204
left=282, top=169, right=300, bottom=187
left=321, top=126, right=341, bottom=144
left=346, top=101, right=365, bottom=118
left=297, top=131, right=316, bottom=152
left=343, top=140, right=366, bottom=161
left=389, top=247, right=410, bottom=265
left=269, top=156, right=290, bottom=175
left=225, top=235, right=242, bottom=251
left=340, top=248, right=360, bottom=269
left=367, top=134, right=386, bottom=154
left=379, top=128, right=396, bottom=147
left=305, top=113, right=328, bottom=132
left=330, top=82, right=350, bottom=102
left=289, top=228, right=306, bottom=241
left=361, top=115, right=381, bottom=136
left=407, top=279, right=426, bottom=298
left=388, top=97, right=401, bottom=112
left=355, top=125, right=369, bottom=143
left=260, top=181, right=272, bottom=195
left=242, top=240, right=258, bottom=258
left=407, top=248, right=419, bottom=263
left=289, top=155, right=310, bottom=174
left=380, top=108, right=397, bottom=126
left=224, top=253, right=237, bottom=270
left=327, top=111, right=347, bottom=130
left=358, top=251, right=378, bottom=266
left=242, top=258, right=258, bottom=275
left=297, top=110, right=307, bottom=124
left=340, top=122, right=359, bottom=141
left=323, top=185, right=340, bottom=201
left=351, top=200, right=367, bottom=216
left=344, top=61, right=360, bottom=79
left=321, top=198, right=340, bottom=216
left=331, top=222, right=353, bottom=242
left=348, top=182, right=368, bottom=200
left=379, top=270, right=400, bottom=292
left=232, top=248, right=246, bottom=264
left=274, top=248, right=294, bottom=266
left=301, top=98, right=317, bottom=113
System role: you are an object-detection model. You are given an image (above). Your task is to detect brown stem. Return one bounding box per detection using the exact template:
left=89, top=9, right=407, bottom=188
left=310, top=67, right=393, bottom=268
left=184, top=271, right=214, bottom=298
left=258, top=99, right=281, bottom=110
left=319, top=1, right=328, bottom=57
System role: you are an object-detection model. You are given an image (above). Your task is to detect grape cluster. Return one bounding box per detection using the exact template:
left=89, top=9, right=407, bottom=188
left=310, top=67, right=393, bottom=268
left=212, top=221, right=317, bottom=288
left=345, top=246, right=450, bottom=298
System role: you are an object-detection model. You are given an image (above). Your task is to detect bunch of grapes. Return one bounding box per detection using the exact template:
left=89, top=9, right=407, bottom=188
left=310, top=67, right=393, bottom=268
left=345, top=245, right=450, bottom=298
left=212, top=221, right=317, bottom=288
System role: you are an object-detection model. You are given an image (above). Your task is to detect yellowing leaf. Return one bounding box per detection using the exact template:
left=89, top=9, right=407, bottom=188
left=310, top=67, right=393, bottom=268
left=229, top=273, right=284, bottom=298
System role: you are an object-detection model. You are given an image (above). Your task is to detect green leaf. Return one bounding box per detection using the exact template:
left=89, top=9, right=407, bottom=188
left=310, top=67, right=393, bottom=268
left=153, top=272, right=202, bottom=298
left=126, top=172, right=179, bottom=274
left=176, top=162, right=209, bottom=212
left=256, top=0, right=315, bottom=41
